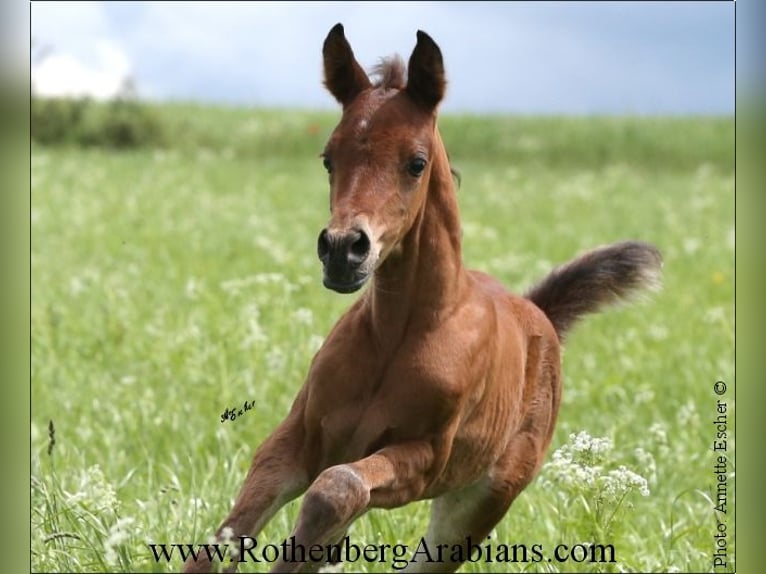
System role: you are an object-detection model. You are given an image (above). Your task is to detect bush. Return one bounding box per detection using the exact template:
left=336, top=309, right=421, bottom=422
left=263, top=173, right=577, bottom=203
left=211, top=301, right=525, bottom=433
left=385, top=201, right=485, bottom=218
left=31, top=97, right=89, bottom=146
left=31, top=96, right=166, bottom=149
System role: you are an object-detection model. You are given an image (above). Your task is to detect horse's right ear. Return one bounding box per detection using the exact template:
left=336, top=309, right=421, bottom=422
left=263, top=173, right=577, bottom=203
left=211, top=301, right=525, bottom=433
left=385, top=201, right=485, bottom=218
left=323, top=23, right=371, bottom=107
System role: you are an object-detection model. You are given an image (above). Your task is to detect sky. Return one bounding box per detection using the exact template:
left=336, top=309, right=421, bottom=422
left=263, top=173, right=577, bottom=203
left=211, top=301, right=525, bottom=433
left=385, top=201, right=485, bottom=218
left=29, top=1, right=737, bottom=115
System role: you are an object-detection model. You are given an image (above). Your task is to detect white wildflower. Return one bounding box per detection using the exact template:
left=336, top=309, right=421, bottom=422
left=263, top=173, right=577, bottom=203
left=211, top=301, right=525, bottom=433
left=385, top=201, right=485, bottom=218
left=647, top=324, right=669, bottom=341
left=266, top=347, right=287, bottom=373
left=683, top=238, right=701, bottom=255
left=581, top=353, right=597, bottom=371
left=570, top=431, right=613, bottom=463
left=634, top=386, right=655, bottom=405
left=601, top=466, right=650, bottom=498
left=65, top=465, right=118, bottom=513
left=542, top=431, right=650, bottom=509
left=241, top=304, right=268, bottom=348
left=291, top=307, right=314, bottom=326
left=462, top=221, right=499, bottom=241
left=254, top=235, right=289, bottom=263
left=218, top=526, right=240, bottom=559
left=69, top=276, right=85, bottom=295
left=104, top=517, right=135, bottom=565
left=703, top=306, right=727, bottom=325
left=219, top=526, right=235, bottom=543
left=677, top=400, right=699, bottom=427
left=185, top=277, right=200, bottom=299
left=648, top=422, right=668, bottom=445
left=543, top=435, right=604, bottom=490
left=619, top=355, right=636, bottom=371
left=252, top=271, right=287, bottom=285
left=634, top=447, right=657, bottom=485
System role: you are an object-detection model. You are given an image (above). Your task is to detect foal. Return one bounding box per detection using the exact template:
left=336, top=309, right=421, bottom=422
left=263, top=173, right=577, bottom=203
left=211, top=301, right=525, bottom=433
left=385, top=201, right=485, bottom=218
left=184, top=24, right=661, bottom=573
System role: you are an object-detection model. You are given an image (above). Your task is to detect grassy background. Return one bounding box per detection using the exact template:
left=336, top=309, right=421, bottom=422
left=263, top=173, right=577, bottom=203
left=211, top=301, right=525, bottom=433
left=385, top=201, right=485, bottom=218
left=31, top=104, right=734, bottom=572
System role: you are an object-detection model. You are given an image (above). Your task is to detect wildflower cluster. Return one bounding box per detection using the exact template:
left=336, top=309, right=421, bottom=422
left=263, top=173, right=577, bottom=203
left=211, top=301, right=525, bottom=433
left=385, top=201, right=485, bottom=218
left=540, top=431, right=651, bottom=537
left=543, top=431, right=650, bottom=499
left=64, top=464, right=119, bottom=513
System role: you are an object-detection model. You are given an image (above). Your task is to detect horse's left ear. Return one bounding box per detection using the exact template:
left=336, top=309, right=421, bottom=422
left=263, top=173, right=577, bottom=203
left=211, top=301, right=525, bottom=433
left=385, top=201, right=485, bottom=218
left=323, top=23, right=372, bottom=106
left=406, top=30, right=446, bottom=109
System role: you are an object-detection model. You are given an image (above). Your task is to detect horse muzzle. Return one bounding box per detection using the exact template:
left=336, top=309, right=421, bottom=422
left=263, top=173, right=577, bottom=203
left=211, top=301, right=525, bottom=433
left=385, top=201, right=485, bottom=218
left=317, top=227, right=375, bottom=293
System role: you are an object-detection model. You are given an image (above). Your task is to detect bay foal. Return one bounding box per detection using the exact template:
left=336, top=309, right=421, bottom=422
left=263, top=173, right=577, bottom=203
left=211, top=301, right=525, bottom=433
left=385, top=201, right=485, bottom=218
left=184, top=24, right=661, bottom=573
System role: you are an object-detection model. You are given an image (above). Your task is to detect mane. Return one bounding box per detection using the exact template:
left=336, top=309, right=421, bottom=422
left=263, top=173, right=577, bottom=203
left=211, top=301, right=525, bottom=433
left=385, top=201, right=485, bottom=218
left=370, top=55, right=407, bottom=90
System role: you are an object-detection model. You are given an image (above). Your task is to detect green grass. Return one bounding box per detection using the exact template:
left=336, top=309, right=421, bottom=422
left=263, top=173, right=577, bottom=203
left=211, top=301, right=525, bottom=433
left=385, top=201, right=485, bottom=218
left=31, top=107, right=734, bottom=573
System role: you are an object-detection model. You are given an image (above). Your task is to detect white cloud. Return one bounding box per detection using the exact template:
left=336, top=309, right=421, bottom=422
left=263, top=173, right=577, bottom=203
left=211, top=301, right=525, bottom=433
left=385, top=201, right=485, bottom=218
left=31, top=2, right=134, bottom=99
left=32, top=40, right=132, bottom=99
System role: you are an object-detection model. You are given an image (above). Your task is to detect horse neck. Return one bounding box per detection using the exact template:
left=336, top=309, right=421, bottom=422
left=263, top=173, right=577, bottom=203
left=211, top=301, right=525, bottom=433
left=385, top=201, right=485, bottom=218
left=368, top=127, right=468, bottom=343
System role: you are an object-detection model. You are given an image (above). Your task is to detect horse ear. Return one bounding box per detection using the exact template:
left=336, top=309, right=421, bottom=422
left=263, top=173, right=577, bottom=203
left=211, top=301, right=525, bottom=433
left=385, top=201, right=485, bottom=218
left=406, top=30, right=446, bottom=109
left=323, top=23, right=372, bottom=106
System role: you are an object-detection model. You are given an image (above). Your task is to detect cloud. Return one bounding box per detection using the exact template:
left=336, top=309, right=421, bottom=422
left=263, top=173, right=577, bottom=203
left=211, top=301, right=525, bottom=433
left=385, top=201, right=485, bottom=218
left=31, top=2, right=134, bottom=99
left=32, top=40, right=132, bottom=100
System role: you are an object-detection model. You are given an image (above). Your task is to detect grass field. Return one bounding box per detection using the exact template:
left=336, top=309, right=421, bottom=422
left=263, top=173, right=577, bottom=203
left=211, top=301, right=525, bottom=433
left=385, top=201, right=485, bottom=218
left=31, top=106, right=734, bottom=573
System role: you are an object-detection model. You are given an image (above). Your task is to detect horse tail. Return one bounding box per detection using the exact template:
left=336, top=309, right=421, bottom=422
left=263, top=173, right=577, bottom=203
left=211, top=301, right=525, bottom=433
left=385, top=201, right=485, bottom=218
left=525, top=241, right=662, bottom=341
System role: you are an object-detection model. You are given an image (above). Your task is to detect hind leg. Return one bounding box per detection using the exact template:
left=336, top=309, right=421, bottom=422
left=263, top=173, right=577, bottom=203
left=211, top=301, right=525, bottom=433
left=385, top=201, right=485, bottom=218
left=404, top=431, right=547, bottom=573
left=403, top=349, right=560, bottom=574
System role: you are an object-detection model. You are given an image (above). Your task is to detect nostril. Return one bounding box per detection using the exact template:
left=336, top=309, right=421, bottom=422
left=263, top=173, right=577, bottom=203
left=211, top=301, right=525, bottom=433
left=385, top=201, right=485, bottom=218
left=317, top=229, right=330, bottom=260
left=318, top=228, right=370, bottom=268
left=348, top=231, right=371, bottom=263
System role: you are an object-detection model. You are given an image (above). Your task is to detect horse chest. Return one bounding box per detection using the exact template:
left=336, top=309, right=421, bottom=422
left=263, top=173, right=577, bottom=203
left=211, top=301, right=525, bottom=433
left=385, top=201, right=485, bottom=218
left=304, top=346, right=456, bottom=469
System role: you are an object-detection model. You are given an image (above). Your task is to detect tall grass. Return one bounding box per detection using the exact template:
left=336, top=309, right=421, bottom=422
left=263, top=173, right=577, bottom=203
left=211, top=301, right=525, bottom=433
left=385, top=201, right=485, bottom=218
left=31, top=107, right=734, bottom=572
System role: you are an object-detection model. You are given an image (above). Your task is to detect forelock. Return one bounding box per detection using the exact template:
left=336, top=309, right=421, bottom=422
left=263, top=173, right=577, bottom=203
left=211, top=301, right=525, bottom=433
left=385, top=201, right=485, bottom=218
left=370, top=55, right=407, bottom=90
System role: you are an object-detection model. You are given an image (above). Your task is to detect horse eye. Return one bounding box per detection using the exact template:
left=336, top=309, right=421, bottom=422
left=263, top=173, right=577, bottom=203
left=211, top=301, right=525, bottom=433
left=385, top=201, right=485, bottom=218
left=322, top=156, right=333, bottom=174
left=408, top=157, right=427, bottom=177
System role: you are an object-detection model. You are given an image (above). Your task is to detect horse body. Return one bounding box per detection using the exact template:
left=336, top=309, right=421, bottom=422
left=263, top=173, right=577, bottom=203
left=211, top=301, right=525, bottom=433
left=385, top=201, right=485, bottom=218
left=301, top=275, right=558, bottom=493
left=184, top=23, right=660, bottom=573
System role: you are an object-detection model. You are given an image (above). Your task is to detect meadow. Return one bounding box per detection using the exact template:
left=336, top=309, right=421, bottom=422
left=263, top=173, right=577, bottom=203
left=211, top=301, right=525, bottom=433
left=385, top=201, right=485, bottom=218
left=31, top=105, right=734, bottom=572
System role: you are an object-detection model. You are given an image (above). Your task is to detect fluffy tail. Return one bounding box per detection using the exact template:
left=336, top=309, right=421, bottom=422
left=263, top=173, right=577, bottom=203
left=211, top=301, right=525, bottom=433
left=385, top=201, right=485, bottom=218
left=525, top=241, right=662, bottom=341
